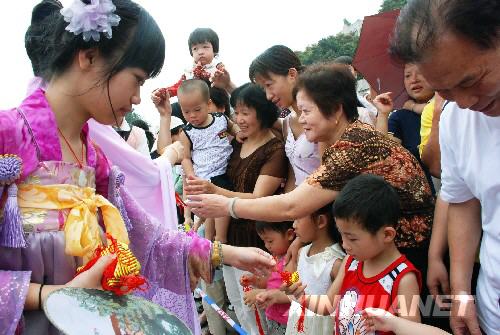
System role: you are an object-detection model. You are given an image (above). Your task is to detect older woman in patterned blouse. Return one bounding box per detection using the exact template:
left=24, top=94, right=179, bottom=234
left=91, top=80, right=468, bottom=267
left=187, top=63, right=435, bottom=291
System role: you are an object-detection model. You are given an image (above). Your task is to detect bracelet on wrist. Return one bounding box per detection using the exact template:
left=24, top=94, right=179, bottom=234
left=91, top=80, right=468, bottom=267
left=228, top=197, right=239, bottom=219
left=211, top=241, right=223, bottom=269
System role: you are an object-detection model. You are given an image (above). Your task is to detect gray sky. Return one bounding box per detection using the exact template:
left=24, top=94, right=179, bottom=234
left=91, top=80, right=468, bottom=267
left=2, top=0, right=383, bottom=129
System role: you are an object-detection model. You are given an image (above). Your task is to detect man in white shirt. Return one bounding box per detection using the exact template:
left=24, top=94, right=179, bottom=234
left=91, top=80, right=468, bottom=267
left=390, top=1, right=500, bottom=334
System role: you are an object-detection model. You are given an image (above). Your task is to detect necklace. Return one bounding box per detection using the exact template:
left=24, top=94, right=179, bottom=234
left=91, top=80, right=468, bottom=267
left=57, top=127, right=85, bottom=168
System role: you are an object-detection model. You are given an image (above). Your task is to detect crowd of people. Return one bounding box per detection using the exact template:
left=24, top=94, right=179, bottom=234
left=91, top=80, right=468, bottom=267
left=0, top=0, right=499, bottom=335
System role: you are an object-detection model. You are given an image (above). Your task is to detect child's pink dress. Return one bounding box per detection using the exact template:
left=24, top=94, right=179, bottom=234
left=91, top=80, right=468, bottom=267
left=265, top=257, right=291, bottom=335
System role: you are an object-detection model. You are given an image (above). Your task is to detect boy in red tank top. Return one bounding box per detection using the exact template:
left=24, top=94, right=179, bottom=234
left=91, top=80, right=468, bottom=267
left=285, top=174, right=422, bottom=335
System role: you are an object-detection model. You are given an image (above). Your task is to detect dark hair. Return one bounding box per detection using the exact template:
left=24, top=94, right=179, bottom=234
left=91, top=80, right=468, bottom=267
left=178, top=79, right=210, bottom=102
left=229, top=82, right=251, bottom=108
left=333, top=174, right=401, bottom=235
left=25, top=0, right=62, bottom=78
left=390, top=0, right=500, bottom=63
left=255, top=221, right=294, bottom=235
left=131, top=119, right=155, bottom=151
left=38, top=0, right=164, bottom=80
left=210, top=86, right=231, bottom=117
left=333, top=56, right=353, bottom=65
left=188, top=28, right=219, bottom=56
left=294, top=64, right=359, bottom=120
left=235, top=83, right=279, bottom=129
left=249, top=45, right=304, bottom=82
left=171, top=102, right=186, bottom=124
left=312, top=203, right=341, bottom=244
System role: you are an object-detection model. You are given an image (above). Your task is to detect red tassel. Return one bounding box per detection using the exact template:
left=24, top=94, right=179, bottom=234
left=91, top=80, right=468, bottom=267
left=254, top=309, right=265, bottom=335
left=175, top=192, right=186, bottom=208
left=240, top=276, right=265, bottom=335
left=296, top=295, right=306, bottom=333
left=75, top=234, right=147, bottom=295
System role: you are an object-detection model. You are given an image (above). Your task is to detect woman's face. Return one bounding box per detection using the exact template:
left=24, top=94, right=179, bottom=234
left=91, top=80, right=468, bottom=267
left=404, top=63, right=434, bottom=103
left=234, top=102, right=263, bottom=138
left=254, top=70, right=297, bottom=110
left=83, top=57, right=146, bottom=126
left=297, top=89, right=336, bottom=143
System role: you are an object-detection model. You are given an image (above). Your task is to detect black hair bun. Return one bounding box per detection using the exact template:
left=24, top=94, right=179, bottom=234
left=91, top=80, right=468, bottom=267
left=31, top=0, right=62, bottom=24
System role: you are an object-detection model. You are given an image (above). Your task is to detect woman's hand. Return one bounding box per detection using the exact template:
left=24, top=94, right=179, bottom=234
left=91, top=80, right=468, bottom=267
left=151, top=88, right=172, bottom=117
left=184, top=176, right=217, bottom=195
left=373, top=92, right=394, bottom=116
left=362, top=308, right=397, bottom=333
left=188, top=251, right=210, bottom=291
left=223, top=245, right=276, bottom=277
left=162, top=141, right=184, bottom=165
left=66, top=255, right=116, bottom=290
left=187, top=194, right=230, bottom=218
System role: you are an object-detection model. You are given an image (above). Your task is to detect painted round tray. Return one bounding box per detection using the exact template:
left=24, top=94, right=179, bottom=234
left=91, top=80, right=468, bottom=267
left=44, top=287, right=192, bottom=335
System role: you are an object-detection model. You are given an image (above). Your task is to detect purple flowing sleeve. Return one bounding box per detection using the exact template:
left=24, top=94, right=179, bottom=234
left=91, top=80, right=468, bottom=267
left=0, top=271, right=31, bottom=335
left=120, top=187, right=210, bottom=335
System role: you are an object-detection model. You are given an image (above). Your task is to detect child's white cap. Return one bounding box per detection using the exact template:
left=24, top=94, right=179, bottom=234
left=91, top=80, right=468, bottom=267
left=170, top=116, right=184, bottom=131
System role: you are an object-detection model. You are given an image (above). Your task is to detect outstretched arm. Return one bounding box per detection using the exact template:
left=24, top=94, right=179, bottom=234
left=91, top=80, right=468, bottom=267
left=363, top=308, right=451, bottom=335
left=188, top=181, right=337, bottom=222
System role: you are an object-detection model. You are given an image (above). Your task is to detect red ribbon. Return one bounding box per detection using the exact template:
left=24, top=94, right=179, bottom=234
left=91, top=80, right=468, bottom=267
left=240, top=276, right=265, bottom=335
left=175, top=192, right=186, bottom=208
left=297, top=295, right=306, bottom=332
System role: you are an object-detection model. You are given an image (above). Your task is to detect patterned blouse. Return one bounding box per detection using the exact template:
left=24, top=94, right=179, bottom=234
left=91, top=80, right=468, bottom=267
left=306, top=121, right=434, bottom=248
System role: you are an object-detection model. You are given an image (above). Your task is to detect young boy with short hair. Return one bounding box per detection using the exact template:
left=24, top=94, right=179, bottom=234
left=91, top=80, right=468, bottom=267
left=287, top=174, right=422, bottom=335
left=177, top=79, right=239, bottom=242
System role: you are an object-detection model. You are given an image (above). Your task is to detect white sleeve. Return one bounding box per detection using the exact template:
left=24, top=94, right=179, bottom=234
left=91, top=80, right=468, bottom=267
left=439, top=104, right=475, bottom=203
left=133, top=127, right=152, bottom=158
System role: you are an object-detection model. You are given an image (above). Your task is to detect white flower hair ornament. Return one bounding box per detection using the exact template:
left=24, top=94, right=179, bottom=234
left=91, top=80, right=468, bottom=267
left=60, top=0, right=121, bottom=42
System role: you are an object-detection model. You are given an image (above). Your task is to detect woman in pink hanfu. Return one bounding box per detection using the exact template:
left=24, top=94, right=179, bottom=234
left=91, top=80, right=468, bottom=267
left=0, top=1, right=275, bottom=334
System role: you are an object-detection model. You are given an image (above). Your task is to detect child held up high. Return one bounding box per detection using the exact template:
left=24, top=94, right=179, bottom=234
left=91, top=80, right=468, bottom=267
left=285, top=174, right=422, bottom=335
left=166, top=27, right=225, bottom=97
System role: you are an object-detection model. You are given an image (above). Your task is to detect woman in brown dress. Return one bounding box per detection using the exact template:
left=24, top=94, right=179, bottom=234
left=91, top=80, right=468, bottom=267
left=185, top=83, right=287, bottom=334
left=187, top=64, right=435, bottom=307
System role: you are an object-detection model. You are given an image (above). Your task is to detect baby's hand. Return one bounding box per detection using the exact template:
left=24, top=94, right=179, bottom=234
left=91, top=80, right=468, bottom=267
left=256, top=290, right=278, bottom=309
left=151, top=88, right=172, bottom=117
left=280, top=280, right=306, bottom=301
left=243, top=289, right=261, bottom=307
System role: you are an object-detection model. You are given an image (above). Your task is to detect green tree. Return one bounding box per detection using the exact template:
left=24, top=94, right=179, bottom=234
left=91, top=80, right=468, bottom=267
left=296, top=32, right=359, bottom=65
left=379, top=0, right=407, bottom=12
left=125, top=110, right=148, bottom=126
